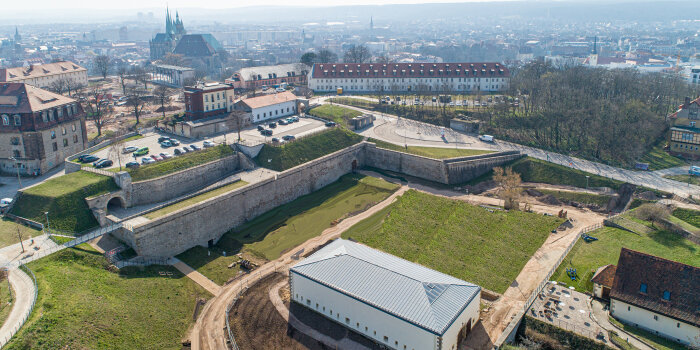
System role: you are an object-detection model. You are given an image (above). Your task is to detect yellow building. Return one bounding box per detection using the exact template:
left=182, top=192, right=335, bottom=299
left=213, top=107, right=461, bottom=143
left=668, top=97, right=700, bottom=160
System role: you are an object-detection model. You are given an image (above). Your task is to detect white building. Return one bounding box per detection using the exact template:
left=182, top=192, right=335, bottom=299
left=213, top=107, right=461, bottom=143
left=0, top=61, right=88, bottom=90
left=686, top=66, right=700, bottom=86
left=234, top=91, right=298, bottom=123
left=308, top=62, right=510, bottom=93
left=608, top=248, right=699, bottom=348
left=290, top=239, right=481, bottom=350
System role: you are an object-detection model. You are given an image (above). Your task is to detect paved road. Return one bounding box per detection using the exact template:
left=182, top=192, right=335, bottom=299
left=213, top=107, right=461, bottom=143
left=315, top=97, right=700, bottom=199
left=0, top=166, right=65, bottom=202
left=0, top=267, right=36, bottom=347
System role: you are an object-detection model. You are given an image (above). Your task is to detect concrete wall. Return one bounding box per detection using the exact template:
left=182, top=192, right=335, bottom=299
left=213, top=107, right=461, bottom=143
left=444, top=151, right=522, bottom=184
left=365, top=143, right=448, bottom=183
left=124, top=142, right=365, bottom=257
left=130, top=153, right=239, bottom=206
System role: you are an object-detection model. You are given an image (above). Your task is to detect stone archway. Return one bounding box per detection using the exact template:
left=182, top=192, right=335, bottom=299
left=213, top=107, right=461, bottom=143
left=106, top=196, right=126, bottom=214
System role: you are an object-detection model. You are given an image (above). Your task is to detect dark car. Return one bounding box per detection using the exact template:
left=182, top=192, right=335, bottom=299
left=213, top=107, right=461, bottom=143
left=278, top=119, right=288, bottom=125
left=174, top=148, right=183, bottom=155
left=79, top=154, right=99, bottom=163
left=282, top=135, right=295, bottom=141
left=158, top=136, right=170, bottom=143
left=257, top=125, right=265, bottom=131
left=261, top=129, right=273, bottom=136
left=325, top=121, right=336, bottom=127
left=169, top=139, right=180, bottom=146
left=93, top=159, right=113, bottom=169
left=268, top=122, right=277, bottom=128
left=271, top=137, right=280, bottom=143
left=125, top=161, right=140, bottom=169
left=181, top=146, right=191, bottom=153
left=190, top=144, right=201, bottom=151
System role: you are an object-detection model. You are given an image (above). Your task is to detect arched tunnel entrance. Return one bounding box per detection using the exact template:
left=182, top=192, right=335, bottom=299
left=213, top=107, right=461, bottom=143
left=106, top=196, right=126, bottom=214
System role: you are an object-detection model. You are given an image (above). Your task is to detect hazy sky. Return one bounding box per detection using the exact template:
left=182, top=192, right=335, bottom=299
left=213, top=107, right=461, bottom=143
left=4, top=0, right=501, bottom=11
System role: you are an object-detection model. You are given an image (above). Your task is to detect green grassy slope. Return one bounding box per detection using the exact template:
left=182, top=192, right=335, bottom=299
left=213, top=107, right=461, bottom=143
left=128, top=144, right=235, bottom=181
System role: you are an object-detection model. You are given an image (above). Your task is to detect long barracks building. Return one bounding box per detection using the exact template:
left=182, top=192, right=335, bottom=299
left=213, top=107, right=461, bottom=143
left=307, top=62, right=510, bottom=93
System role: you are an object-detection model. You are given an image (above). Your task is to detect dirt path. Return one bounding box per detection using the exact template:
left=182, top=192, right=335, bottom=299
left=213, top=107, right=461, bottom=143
left=171, top=258, right=222, bottom=296
left=190, top=185, right=409, bottom=350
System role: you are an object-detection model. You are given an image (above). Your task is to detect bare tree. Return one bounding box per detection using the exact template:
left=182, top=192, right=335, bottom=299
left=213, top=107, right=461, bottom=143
left=93, top=55, right=112, bottom=79
left=49, top=78, right=69, bottom=95
left=126, top=87, right=148, bottom=125
left=107, top=135, right=126, bottom=171
left=117, top=66, right=130, bottom=95
left=316, top=49, right=338, bottom=63
left=634, top=203, right=671, bottom=228
left=131, top=66, right=150, bottom=90
left=159, top=53, right=186, bottom=66
left=229, top=110, right=248, bottom=142
left=80, top=87, right=113, bottom=138
left=493, top=167, right=522, bottom=210
left=153, top=86, right=173, bottom=118
left=343, top=45, right=371, bottom=63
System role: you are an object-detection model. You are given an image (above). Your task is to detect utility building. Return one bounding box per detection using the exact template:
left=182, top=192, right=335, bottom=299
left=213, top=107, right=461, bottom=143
left=289, top=239, right=481, bottom=350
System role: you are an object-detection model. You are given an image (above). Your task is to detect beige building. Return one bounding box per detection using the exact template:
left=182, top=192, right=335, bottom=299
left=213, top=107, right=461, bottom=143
left=0, top=61, right=88, bottom=91
left=668, top=96, right=700, bottom=160
left=0, top=83, right=88, bottom=175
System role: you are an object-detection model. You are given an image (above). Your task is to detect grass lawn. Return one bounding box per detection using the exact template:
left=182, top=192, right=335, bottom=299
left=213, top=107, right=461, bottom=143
left=341, top=190, right=564, bottom=293
left=254, top=128, right=364, bottom=171
left=0, top=218, right=42, bottom=249
left=144, top=180, right=249, bottom=219
left=664, top=174, right=700, bottom=186
left=672, top=208, right=700, bottom=228
left=128, top=144, right=235, bottom=181
left=5, top=245, right=211, bottom=350
left=0, top=277, right=12, bottom=330
left=307, top=104, right=362, bottom=128
left=176, top=245, right=241, bottom=286
left=538, top=189, right=612, bottom=207
left=367, top=137, right=493, bottom=159
left=552, top=226, right=699, bottom=293
left=637, top=140, right=686, bottom=171
left=196, top=174, right=399, bottom=264
left=9, top=171, right=118, bottom=233
left=608, top=317, right=687, bottom=350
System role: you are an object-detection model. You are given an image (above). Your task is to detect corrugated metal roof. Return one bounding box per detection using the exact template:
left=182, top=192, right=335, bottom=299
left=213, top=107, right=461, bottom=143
left=291, top=239, right=480, bottom=335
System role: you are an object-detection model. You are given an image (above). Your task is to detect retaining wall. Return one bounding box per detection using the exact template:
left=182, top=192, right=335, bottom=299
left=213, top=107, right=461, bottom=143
left=444, top=151, right=523, bottom=184
left=364, top=144, right=448, bottom=183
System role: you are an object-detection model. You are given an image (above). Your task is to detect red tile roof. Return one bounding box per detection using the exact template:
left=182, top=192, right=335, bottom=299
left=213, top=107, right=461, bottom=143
left=0, top=83, right=77, bottom=114
left=310, top=62, right=509, bottom=79
left=239, top=91, right=297, bottom=109
left=609, top=248, right=699, bottom=327
left=0, top=61, right=86, bottom=82
left=591, top=264, right=617, bottom=288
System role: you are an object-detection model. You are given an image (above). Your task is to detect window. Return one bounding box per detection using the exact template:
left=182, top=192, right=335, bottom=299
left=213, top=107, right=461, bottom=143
left=73, top=135, right=78, bottom=143
left=640, top=283, right=647, bottom=293
left=10, top=137, right=19, bottom=145
left=653, top=315, right=658, bottom=321
left=205, top=95, right=209, bottom=102
left=63, top=139, right=68, bottom=147
left=383, top=336, right=389, bottom=342
left=51, top=131, right=56, bottom=139
left=52, top=142, right=58, bottom=151
left=62, top=127, right=66, bottom=135
left=677, top=323, right=680, bottom=328
left=663, top=291, right=670, bottom=300
left=12, top=150, right=20, bottom=158
left=628, top=306, right=631, bottom=311
left=42, top=111, right=48, bottom=122
left=13, top=115, right=21, bottom=126
left=72, top=124, right=76, bottom=132
left=345, top=317, right=349, bottom=324
left=306, top=299, right=310, bottom=305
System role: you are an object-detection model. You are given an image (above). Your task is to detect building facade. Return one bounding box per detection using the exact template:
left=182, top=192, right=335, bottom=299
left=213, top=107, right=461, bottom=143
left=0, top=61, right=88, bottom=91
left=0, top=83, right=88, bottom=175
left=290, top=239, right=481, bottom=350
left=234, top=91, right=298, bottom=123
left=151, top=64, right=195, bottom=88
left=184, top=82, right=235, bottom=121
left=225, top=63, right=310, bottom=90
left=668, top=96, right=700, bottom=159
left=149, top=8, right=186, bottom=60
left=308, top=62, right=510, bottom=93
left=609, top=248, right=699, bottom=348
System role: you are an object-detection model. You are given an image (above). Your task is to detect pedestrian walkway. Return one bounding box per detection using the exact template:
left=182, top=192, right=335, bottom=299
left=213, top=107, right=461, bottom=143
left=590, top=299, right=654, bottom=350
left=0, top=267, right=37, bottom=347
left=171, top=258, right=222, bottom=296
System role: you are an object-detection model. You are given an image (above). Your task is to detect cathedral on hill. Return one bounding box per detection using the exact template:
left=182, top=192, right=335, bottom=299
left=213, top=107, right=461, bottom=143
left=149, top=8, right=187, bottom=60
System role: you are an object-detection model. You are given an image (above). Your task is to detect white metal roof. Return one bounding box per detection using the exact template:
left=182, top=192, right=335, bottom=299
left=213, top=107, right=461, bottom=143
left=290, top=239, right=480, bottom=335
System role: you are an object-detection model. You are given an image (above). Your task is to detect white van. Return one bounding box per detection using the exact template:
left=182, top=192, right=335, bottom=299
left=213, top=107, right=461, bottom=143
left=479, top=134, right=494, bottom=142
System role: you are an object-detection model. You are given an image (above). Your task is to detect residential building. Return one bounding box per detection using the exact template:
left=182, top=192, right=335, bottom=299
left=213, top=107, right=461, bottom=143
left=184, top=82, right=235, bottom=121
left=0, top=61, right=88, bottom=90
left=290, top=239, right=481, bottom=350
left=225, top=63, right=310, bottom=90
left=307, top=62, right=510, bottom=93
left=668, top=96, right=700, bottom=159
left=234, top=91, right=298, bottom=123
left=608, top=248, right=699, bottom=347
left=688, top=66, right=700, bottom=86
left=0, top=83, right=87, bottom=175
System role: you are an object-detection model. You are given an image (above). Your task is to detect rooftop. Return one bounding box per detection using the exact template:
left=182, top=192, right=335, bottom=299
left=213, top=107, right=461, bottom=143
left=290, top=239, right=480, bottom=335
left=311, top=62, right=509, bottom=79
left=0, top=83, right=77, bottom=114
left=238, top=63, right=310, bottom=81
left=239, top=91, right=297, bottom=109
left=0, top=61, right=86, bottom=82
left=590, top=264, right=617, bottom=288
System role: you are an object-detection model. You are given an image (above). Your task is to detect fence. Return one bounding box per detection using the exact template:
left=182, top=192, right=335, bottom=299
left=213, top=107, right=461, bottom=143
left=0, top=264, right=38, bottom=347
left=225, top=270, right=269, bottom=350
left=114, top=256, right=172, bottom=269
left=81, top=166, right=118, bottom=178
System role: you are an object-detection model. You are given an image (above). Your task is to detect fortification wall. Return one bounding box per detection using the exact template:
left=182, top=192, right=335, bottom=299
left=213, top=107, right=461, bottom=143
left=127, top=142, right=366, bottom=257
left=445, top=151, right=523, bottom=184
left=364, top=143, right=448, bottom=183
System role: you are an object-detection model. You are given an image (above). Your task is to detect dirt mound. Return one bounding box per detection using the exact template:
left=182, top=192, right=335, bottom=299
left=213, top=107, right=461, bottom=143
left=154, top=105, right=180, bottom=113
left=524, top=188, right=543, bottom=197
left=538, top=195, right=561, bottom=205
left=467, top=180, right=496, bottom=195
left=637, top=191, right=659, bottom=201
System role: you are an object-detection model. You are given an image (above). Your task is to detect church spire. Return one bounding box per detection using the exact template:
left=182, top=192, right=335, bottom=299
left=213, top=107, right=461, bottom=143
left=14, top=27, right=21, bottom=43
left=166, top=6, right=173, bottom=34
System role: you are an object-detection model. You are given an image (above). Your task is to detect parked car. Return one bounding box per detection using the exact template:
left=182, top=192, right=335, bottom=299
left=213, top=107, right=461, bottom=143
left=690, top=166, right=700, bottom=176
left=190, top=144, right=201, bottom=151
left=160, top=152, right=172, bottom=159
left=257, top=125, right=265, bottom=131
left=260, top=129, right=273, bottom=136
left=268, top=122, right=277, bottom=128
left=181, top=146, right=191, bottom=153
left=160, top=140, right=172, bottom=147
left=291, top=116, right=299, bottom=122
left=282, top=135, right=295, bottom=141
left=325, top=121, right=336, bottom=127
left=79, top=154, right=100, bottom=163
left=0, top=198, right=13, bottom=210
left=169, top=139, right=180, bottom=146
left=158, top=136, right=170, bottom=143
left=94, top=159, right=113, bottom=168
left=150, top=154, right=163, bottom=161
left=261, top=85, right=268, bottom=91
left=174, top=148, right=183, bottom=155
left=203, top=140, right=215, bottom=148
left=134, top=147, right=149, bottom=156
left=278, top=119, right=288, bottom=125
left=276, top=87, right=286, bottom=92
left=141, top=157, right=155, bottom=164
left=125, top=161, right=140, bottom=169
left=479, top=134, right=494, bottom=142
left=122, top=146, right=138, bottom=154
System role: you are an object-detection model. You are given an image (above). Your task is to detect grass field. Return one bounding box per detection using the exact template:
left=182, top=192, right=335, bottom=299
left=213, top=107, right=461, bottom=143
left=551, top=226, right=699, bottom=293
left=5, top=245, right=211, bottom=350
left=672, top=208, right=700, bottom=228
left=608, top=317, right=688, bottom=350
left=176, top=244, right=242, bottom=286
left=367, top=137, right=494, bottom=159
left=664, top=174, right=700, bottom=186
left=144, top=180, right=249, bottom=219
left=9, top=172, right=118, bottom=233
left=341, top=190, right=564, bottom=293
left=0, top=218, right=42, bottom=249
left=637, top=140, right=687, bottom=171
left=254, top=128, right=364, bottom=171
left=307, top=104, right=362, bottom=128
left=128, top=144, right=235, bottom=181
left=538, top=190, right=612, bottom=207
left=0, top=279, right=12, bottom=330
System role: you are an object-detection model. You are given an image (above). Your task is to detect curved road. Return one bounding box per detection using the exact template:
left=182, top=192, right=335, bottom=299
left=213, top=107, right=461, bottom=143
left=0, top=268, right=36, bottom=347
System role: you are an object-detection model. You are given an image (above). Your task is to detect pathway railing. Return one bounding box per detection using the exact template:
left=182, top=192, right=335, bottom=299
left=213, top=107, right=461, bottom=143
left=0, top=264, right=38, bottom=347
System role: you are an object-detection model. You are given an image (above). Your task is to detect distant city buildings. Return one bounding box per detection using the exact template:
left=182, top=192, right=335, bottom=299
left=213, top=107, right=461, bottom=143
left=308, top=62, right=510, bottom=93
left=226, top=63, right=310, bottom=90
left=149, top=8, right=187, bottom=60
left=0, top=83, right=87, bottom=175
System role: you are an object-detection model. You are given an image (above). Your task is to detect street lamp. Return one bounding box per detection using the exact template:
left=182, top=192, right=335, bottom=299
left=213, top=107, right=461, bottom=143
left=9, top=156, right=22, bottom=189
left=585, top=175, right=590, bottom=190
left=45, top=211, right=51, bottom=236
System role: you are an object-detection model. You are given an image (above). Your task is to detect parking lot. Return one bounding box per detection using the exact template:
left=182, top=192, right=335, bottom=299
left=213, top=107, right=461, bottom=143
left=89, top=132, right=211, bottom=167
left=209, top=115, right=328, bottom=145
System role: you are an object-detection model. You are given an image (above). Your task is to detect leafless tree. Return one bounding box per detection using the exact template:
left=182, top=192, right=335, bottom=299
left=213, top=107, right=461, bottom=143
left=633, top=203, right=671, bottom=228
left=107, top=134, right=126, bottom=171
left=117, top=66, right=130, bottom=95
left=343, top=45, right=371, bottom=63
left=153, top=86, right=173, bottom=118
left=49, top=78, right=69, bottom=95
left=316, top=49, right=338, bottom=63
left=80, top=87, right=113, bottom=138
left=493, top=167, right=522, bottom=210
left=94, top=55, right=112, bottom=79
left=126, top=87, right=148, bottom=125
left=131, top=66, right=150, bottom=90
left=229, top=110, right=248, bottom=142
left=159, top=53, right=186, bottom=67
